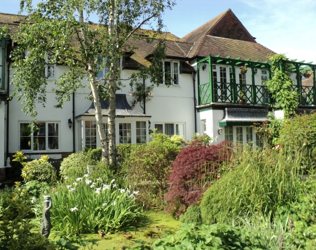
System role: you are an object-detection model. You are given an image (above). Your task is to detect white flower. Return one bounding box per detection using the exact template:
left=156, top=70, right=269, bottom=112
left=70, top=206, right=78, bottom=212
left=119, top=189, right=125, bottom=193
left=90, top=183, right=96, bottom=188
left=95, top=188, right=101, bottom=194
left=96, top=177, right=103, bottom=182
left=129, top=194, right=135, bottom=199
left=66, top=185, right=72, bottom=189
left=69, top=188, right=76, bottom=192
left=133, top=191, right=139, bottom=195
left=102, top=184, right=110, bottom=190
left=76, top=177, right=83, bottom=181
left=110, top=179, right=115, bottom=184
left=102, top=203, right=107, bottom=206
left=112, top=201, right=116, bottom=206
left=31, top=197, right=36, bottom=204
left=73, top=182, right=78, bottom=186
left=85, top=179, right=92, bottom=185
left=84, top=174, right=89, bottom=178
left=113, top=184, right=117, bottom=188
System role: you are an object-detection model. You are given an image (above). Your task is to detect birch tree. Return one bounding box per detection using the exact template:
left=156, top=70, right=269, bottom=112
left=10, top=0, right=174, bottom=168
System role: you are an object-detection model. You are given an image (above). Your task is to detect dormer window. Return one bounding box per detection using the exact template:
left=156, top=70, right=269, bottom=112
left=163, top=61, right=179, bottom=85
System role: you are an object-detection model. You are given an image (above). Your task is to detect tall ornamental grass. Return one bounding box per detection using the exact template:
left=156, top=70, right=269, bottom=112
left=201, top=147, right=301, bottom=225
left=48, top=175, right=141, bottom=235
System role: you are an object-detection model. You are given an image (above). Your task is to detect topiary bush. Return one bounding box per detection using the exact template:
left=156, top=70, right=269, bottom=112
left=165, top=140, right=232, bottom=217
left=200, top=147, right=301, bottom=225
left=125, top=133, right=182, bottom=209
left=21, top=155, right=56, bottom=184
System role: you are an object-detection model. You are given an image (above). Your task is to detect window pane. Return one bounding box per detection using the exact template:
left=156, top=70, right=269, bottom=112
left=48, top=123, right=59, bottom=149
left=164, top=61, right=171, bottom=84
left=236, top=127, right=243, bottom=145
left=165, top=124, right=174, bottom=136
left=175, top=124, right=184, bottom=136
left=173, top=62, right=179, bottom=84
left=20, top=123, right=31, bottom=150
left=155, top=124, right=163, bottom=133
left=85, top=121, right=97, bottom=149
left=136, top=121, right=146, bottom=144
left=119, top=123, right=131, bottom=144
left=225, top=126, right=233, bottom=142
left=246, top=127, right=253, bottom=145
left=34, top=123, right=46, bottom=150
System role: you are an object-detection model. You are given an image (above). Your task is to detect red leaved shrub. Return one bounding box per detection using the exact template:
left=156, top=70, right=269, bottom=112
left=164, top=140, right=232, bottom=217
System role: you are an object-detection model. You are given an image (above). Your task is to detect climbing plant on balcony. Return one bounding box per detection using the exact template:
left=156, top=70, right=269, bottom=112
left=265, top=54, right=299, bottom=116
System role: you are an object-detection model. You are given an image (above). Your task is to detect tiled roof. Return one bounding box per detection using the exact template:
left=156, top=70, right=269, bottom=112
left=198, top=35, right=275, bottom=62
left=0, top=9, right=276, bottom=67
left=180, top=9, right=274, bottom=61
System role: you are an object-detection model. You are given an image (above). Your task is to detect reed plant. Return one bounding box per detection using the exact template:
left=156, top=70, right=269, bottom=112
left=201, top=147, right=301, bottom=225
left=46, top=175, right=142, bottom=235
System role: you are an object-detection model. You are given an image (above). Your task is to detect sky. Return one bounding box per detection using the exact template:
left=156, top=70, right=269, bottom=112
left=1, top=0, right=316, bottom=63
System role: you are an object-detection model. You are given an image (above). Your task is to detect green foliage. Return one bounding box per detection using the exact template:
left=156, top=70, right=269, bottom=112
left=179, top=204, right=202, bottom=225
left=265, top=54, right=299, bottom=116
left=0, top=185, right=56, bottom=250
left=21, top=155, right=56, bottom=184
left=50, top=175, right=142, bottom=235
left=124, top=133, right=182, bottom=209
left=254, top=115, right=283, bottom=147
left=152, top=223, right=268, bottom=249
left=278, top=112, right=316, bottom=171
left=22, top=180, right=50, bottom=198
left=200, top=148, right=301, bottom=225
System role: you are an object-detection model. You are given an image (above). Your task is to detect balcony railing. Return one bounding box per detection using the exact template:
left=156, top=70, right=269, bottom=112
left=198, top=81, right=316, bottom=106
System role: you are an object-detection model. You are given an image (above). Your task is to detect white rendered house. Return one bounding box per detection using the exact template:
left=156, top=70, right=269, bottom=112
left=0, top=9, right=315, bottom=180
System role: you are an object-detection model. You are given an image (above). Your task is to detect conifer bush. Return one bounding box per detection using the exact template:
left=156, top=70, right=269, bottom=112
left=165, top=140, right=232, bottom=217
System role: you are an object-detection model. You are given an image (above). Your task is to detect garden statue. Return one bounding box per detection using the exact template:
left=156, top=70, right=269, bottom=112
left=41, top=195, right=52, bottom=238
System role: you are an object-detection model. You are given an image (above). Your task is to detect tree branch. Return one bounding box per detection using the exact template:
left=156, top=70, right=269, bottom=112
left=125, top=13, right=157, bottom=41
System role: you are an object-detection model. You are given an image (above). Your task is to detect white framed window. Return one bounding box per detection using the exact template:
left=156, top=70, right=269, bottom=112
left=261, top=69, right=268, bottom=82
left=85, top=121, right=97, bottom=149
left=224, top=126, right=261, bottom=148
left=20, top=122, right=59, bottom=151
left=162, top=61, right=179, bottom=85
left=119, top=123, right=131, bottom=144
left=136, top=121, right=146, bottom=144
left=154, top=123, right=184, bottom=137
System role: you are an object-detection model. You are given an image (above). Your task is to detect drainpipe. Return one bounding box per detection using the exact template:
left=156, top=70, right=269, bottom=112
left=72, top=91, right=75, bottom=153
left=143, top=77, right=146, bottom=114
left=192, top=71, right=197, bottom=133
left=5, top=60, right=11, bottom=166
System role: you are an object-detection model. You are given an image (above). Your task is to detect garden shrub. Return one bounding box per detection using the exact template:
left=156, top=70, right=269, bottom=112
left=21, top=155, right=56, bottom=184
left=50, top=175, right=142, bottom=235
left=179, top=204, right=202, bottom=225
left=59, top=151, right=95, bottom=183
left=278, top=112, right=316, bottom=172
left=152, top=223, right=268, bottom=249
left=125, top=133, right=182, bottom=209
left=165, top=140, right=232, bottom=217
left=22, top=180, right=50, bottom=198
left=200, top=147, right=301, bottom=225
left=0, top=184, right=56, bottom=250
